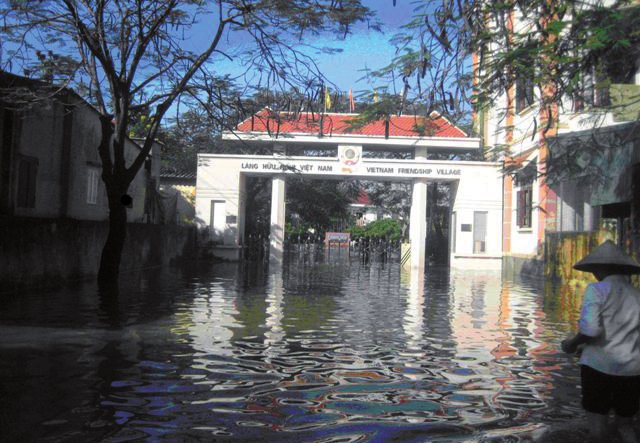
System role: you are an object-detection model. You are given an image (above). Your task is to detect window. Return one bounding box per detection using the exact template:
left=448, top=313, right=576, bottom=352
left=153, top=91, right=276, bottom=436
left=515, top=71, right=535, bottom=113
left=572, top=69, right=591, bottom=112
left=17, top=156, right=38, bottom=208
left=573, top=66, right=611, bottom=111
left=516, top=186, right=533, bottom=228
left=86, top=167, right=100, bottom=204
left=473, top=211, right=487, bottom=253
left=573, top=52, right=637, bottom=112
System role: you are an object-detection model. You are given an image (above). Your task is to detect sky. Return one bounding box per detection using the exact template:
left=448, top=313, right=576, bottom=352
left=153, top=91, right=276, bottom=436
left=313, top=0, right=416, bottom=92
left=208, top=0, right=417, bottom=97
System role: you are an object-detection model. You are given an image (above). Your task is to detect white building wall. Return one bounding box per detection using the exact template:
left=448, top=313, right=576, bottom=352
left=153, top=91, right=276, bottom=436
left=195, top=156, right=245, bottom=259
left=450, top=163, right=503, bottom=268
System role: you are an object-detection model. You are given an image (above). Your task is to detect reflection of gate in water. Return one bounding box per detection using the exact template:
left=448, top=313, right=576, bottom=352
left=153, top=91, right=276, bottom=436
left=350, top=237, right=401, bottom=264
left=281, top=236, right=401, bottom=265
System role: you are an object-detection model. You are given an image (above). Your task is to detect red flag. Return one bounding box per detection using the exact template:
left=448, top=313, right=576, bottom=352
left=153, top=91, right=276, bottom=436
left=349, top=88, right=355, bottom=112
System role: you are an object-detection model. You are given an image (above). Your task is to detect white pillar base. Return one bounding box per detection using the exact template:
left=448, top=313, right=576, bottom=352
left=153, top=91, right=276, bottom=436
left=269, top=175, right=286, bottom=263
left=409, top=179, right=428, bottom=271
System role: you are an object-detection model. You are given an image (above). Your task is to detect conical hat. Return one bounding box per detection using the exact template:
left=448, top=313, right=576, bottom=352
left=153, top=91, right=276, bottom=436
left=573, top=240, right=640, bottom=274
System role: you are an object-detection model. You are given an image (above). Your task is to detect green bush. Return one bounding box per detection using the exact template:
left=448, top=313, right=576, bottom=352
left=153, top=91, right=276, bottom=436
left=286, top=223, right=322, bottom=242
left=346, top=219, right=402, bottom=241
left=364, top=218, right=402, bottom=240
left=345, top=225, right=366, bottom=238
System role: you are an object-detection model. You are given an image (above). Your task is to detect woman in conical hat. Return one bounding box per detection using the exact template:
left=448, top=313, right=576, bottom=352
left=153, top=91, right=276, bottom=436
left=562, top=240, right=640, bottom=443
left=573, top=239, right=640, bottom=275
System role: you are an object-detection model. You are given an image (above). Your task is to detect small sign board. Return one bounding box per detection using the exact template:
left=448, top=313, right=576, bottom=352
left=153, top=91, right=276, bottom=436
left=325, top=232, right=350, bottom=246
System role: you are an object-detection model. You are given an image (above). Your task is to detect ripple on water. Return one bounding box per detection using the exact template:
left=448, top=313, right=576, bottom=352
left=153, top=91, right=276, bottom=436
left=0, top=262, right=589, bottom=442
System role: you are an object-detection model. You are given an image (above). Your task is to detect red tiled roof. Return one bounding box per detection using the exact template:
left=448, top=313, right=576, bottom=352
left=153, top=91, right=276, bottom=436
left=355, top=190, right=371, bottom=205
left=236, top=109, right=467, bottom=138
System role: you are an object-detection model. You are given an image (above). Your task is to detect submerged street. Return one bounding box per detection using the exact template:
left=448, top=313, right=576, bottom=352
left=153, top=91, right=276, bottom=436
left=0, top=255, right=593, bottom=442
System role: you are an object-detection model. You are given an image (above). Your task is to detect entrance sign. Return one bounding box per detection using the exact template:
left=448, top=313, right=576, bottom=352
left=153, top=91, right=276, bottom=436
left=234, top=156, right=464, bottom=179
left=196, top=110, right=503, bottom=270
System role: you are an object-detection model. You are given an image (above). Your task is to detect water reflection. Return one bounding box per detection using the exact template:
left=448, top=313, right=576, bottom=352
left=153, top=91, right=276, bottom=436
left=265, top=268, right=285, bottom=349
left=187, top=271, right=241, bottom=358
left=0, top=260, right=590, bottom=441
left=402, top=269, right=425, bottom=352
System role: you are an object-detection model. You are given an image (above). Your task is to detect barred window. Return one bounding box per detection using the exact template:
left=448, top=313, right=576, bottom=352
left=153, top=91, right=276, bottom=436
left=86, top=166, right=100, bottom=205
left=516, top=186, right=533, bottom=228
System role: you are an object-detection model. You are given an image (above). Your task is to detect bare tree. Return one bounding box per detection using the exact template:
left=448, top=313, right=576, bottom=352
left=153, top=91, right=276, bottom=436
left=0, top=0, right=374, bottom=285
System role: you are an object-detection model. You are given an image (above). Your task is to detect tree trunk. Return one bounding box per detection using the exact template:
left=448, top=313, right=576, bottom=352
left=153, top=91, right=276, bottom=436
left=98, top=187, right=128, bottom=287
left=631, top=163, right=640, bottom=261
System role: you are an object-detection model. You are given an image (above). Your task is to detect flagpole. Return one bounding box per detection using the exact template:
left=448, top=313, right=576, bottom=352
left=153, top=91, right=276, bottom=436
left=349, top=88, right=355, bottom=113
left=320, top=83, right=325, bottom=137
left=322, top=83, right=327, bottom=114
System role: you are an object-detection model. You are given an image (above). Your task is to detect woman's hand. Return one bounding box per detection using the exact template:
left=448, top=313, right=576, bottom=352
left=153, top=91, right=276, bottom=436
left=561, top=336, right=579, bottom=354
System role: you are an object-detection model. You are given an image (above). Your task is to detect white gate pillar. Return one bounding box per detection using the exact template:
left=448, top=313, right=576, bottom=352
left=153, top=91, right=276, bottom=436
left=269, top=175, right=287, bottom=263
left=409, top=178, right=428, bottom=270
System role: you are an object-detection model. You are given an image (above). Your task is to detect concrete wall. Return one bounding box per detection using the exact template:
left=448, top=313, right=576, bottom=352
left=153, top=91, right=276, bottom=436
left=0, top=216, right=197, bottom=292
left=158, top=181, right=196, bottom=225
left=502, top=254, right=544, bottom=281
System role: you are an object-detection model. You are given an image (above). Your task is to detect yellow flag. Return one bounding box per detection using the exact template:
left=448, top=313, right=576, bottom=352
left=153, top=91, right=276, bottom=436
left=349, top=88, right=355, bottom=112
left=373, top=89, right=379, bottom=103
left=324, top=88, right=332, bottom=110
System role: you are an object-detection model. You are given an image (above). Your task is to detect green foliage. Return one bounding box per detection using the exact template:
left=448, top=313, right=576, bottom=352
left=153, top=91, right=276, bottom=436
left=286, top=177, right=360, bottom=230
left=363, top=181, right=410, bottom=238
left=158, top=109, right=224, bottom=174
left=244, top=177, right=271, bottom=237
left=348, top=218, right=402, bottom=241
left=285, top=222, right=318, bottom=239
left=345, top=225, right=366, bottom=238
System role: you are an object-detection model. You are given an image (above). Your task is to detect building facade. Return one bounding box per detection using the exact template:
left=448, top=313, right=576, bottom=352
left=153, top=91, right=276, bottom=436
left=477, top=3, right=640, bottom=278
left=0, top=71, right=160, bottom=223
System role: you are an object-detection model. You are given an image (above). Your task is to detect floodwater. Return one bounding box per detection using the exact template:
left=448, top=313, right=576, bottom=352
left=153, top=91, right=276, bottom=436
left=0, top=252, right=598, bottom=442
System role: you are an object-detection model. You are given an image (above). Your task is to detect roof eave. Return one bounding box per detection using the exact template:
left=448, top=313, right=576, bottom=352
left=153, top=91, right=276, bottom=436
left=222, top=131, right=480, bottom=150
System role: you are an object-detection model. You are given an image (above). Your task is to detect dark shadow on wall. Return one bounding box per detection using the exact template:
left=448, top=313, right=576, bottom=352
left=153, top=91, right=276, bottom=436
left=0, top=216, right=197, bottom=293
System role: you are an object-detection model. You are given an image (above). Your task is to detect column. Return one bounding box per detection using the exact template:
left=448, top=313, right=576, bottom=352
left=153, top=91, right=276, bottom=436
left=409, top=178, right=428, bottom=271
left=269, top=175, right=286, bottom=263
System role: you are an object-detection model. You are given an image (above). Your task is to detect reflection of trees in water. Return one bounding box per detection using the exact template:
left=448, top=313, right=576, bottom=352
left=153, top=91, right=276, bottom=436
left=542, top=281, right=584, bottom=330
left=423, top=267, right=455, bottom=354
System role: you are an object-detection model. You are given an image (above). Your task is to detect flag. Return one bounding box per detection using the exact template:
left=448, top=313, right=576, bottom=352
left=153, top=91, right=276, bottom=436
left=349, top=88, right=355, bottom=112
left=373, top=89, right=379, bottom=104
left=324, top=87, right=332, bottom=111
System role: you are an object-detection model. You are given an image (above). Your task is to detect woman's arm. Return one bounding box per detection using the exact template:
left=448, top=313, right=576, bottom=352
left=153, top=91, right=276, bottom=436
left=561, top=332, right=595, bottom=354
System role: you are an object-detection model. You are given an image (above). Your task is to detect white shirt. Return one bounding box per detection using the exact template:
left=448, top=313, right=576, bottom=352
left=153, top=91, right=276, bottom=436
left=579, top=274, right=640, bottom=376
